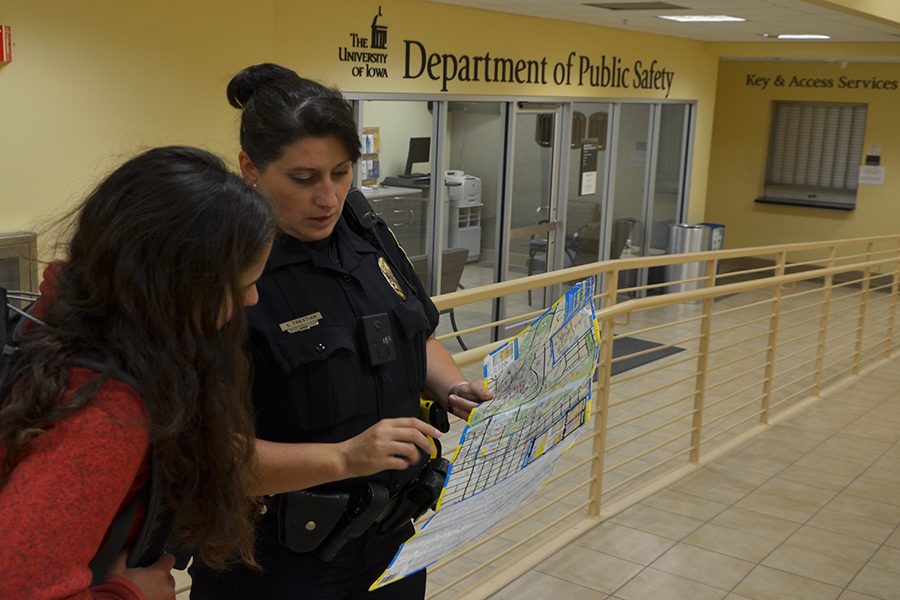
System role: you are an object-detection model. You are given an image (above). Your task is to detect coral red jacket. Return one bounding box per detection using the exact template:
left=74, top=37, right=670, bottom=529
left=0, top=263, right=151, bottom=599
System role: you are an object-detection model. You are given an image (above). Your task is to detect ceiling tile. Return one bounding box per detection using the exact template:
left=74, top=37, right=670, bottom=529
left=428, top=0, right=900, bottom=46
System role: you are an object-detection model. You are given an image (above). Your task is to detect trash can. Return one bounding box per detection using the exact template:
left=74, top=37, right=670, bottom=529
left=665, top=224, right=710, bottom=294
left=698, top=222, right=725, bottom=250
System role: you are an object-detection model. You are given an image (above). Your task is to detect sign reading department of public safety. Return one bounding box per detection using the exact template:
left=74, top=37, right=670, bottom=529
left=338, top=6, right=677, bottom=96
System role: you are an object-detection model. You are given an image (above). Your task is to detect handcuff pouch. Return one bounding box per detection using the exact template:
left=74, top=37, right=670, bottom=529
left=276, top=489, right=350, bottom=554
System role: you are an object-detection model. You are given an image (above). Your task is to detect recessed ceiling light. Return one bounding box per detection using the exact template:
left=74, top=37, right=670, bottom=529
left=776, top=33, right=831, bottom=39
left=586, top=2, right=687, bottom=10
left=657, top=15, right=746, bottom=23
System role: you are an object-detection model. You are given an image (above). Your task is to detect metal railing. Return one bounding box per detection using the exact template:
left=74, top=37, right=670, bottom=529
left=170, top=234, right=900, bottom=598
left=423, top=234, right=900, bottom=599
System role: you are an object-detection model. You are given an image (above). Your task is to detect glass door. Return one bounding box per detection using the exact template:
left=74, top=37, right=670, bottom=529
left=437, top=100, right=507, bottom=351
left=647, top=103, right=690, bottom=292
left=502, top=103, right=564, bottom=319
left=608, top=102, right=692, bottom=297
left=609, top=103, right=652, bottom=297
left=566, top=102, right=612, bottom=267
left=650, top=105, right=690, bottom=246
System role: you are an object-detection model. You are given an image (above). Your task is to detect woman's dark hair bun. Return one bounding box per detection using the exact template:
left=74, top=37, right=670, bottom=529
left=226, top=63, right=300, bottom=109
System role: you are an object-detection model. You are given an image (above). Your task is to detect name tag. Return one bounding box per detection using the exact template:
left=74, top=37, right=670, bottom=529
left=279, top=312, right=323, bottom=334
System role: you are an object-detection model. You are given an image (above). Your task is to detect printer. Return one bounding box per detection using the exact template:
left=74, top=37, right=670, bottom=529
left=444, top=170, right=481, bottom=205
left=443, top=170, right=482, bottom=261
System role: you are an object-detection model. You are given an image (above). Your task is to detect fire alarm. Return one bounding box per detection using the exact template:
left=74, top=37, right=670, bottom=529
left=1, top=26, right=12, bottom=63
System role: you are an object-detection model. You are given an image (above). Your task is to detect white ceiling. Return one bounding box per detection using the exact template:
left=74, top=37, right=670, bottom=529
left=429, top=0, right=900, bottom=43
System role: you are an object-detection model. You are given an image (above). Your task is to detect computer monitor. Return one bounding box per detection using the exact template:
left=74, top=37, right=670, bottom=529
left=402, top=137, right=430, bottom=178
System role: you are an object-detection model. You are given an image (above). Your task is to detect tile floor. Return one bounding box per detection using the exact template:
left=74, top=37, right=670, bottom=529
left=173, top=262, right=900, bottom=599
left=485, top=359, right=900, bottom=600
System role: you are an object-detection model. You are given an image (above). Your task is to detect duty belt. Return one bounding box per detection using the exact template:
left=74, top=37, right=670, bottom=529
left=276, top=456, right=450, bottom=561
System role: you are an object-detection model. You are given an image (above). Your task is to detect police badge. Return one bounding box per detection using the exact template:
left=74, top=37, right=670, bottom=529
left=378, top=256, right=406, bottom=300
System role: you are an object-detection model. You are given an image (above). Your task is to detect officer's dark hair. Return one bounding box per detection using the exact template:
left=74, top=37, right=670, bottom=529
left=227, top=63, right=362, bottom=168
left=0, top=146, right=275, bottom=570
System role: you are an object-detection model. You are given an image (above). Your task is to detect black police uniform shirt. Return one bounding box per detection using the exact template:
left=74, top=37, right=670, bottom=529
left=248, top=216, right=440, bottom=495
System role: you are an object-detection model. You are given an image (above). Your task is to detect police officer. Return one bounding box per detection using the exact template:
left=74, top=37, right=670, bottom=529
left=188, top=64, right=492, bottom=599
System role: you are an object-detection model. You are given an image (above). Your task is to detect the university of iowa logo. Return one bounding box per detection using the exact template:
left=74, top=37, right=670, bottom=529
left=339, top=5, right=390, bottom=79
left=371, top=6, right=387, bottom=49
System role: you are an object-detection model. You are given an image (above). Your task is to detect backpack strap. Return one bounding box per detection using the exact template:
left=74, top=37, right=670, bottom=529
left=78, top=360, right=183, bottom=580
left=88, top=432, right=179, bottom=581
left=77, top=362, right=184, bottom=573
left=67, top=356, right=142, bottom=393
left=125, top=453, right=185, bottom=569
left=64, top=356, right=161, bottom=582
left=89, top=488, right=144, bottom=585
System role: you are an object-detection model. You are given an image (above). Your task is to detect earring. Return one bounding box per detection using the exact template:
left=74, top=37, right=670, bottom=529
left=252, top=183, right=258, bottom=189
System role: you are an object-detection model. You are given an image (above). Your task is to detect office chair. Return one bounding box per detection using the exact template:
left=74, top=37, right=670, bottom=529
left=526, top=200, right=601, bottom=304
left=409, top=247, right=470, bottom=350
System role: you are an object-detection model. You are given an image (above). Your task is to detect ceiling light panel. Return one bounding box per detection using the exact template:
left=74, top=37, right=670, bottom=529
left=658, top=15, right=747, bottom=22
left=777, top=33, right=831, bottom=39
left=585, top=2, right=687, bottom=10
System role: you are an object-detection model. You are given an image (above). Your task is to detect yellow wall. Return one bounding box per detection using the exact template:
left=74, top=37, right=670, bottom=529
left=1, top=0, right=720, bottom=257
left=705, top=59, right=900, bottom=249
left=272, top=0, right=719, bottom=220
left=0, top=0, right=274, bottom=254
left=813, top=0, right=900, bottom=26
left=6, top=0, right=899, bottom=261
left=711, top=41, right=900, bottom=61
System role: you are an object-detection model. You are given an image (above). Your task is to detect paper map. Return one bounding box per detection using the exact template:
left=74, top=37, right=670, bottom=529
left=372, top=279, right=600, bottom=589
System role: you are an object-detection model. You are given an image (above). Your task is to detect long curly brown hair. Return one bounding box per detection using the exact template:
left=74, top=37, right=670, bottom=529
left=0, top=146, right=274, bottom=569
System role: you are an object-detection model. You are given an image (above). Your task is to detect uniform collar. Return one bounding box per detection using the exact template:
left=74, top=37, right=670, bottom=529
left=266, top=217, right=378, bottom=271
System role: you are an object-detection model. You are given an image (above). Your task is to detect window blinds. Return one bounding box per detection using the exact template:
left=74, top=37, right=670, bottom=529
left=759, top=101, right=867, bottom=210
left=766, top=101, right=867, bottom=192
